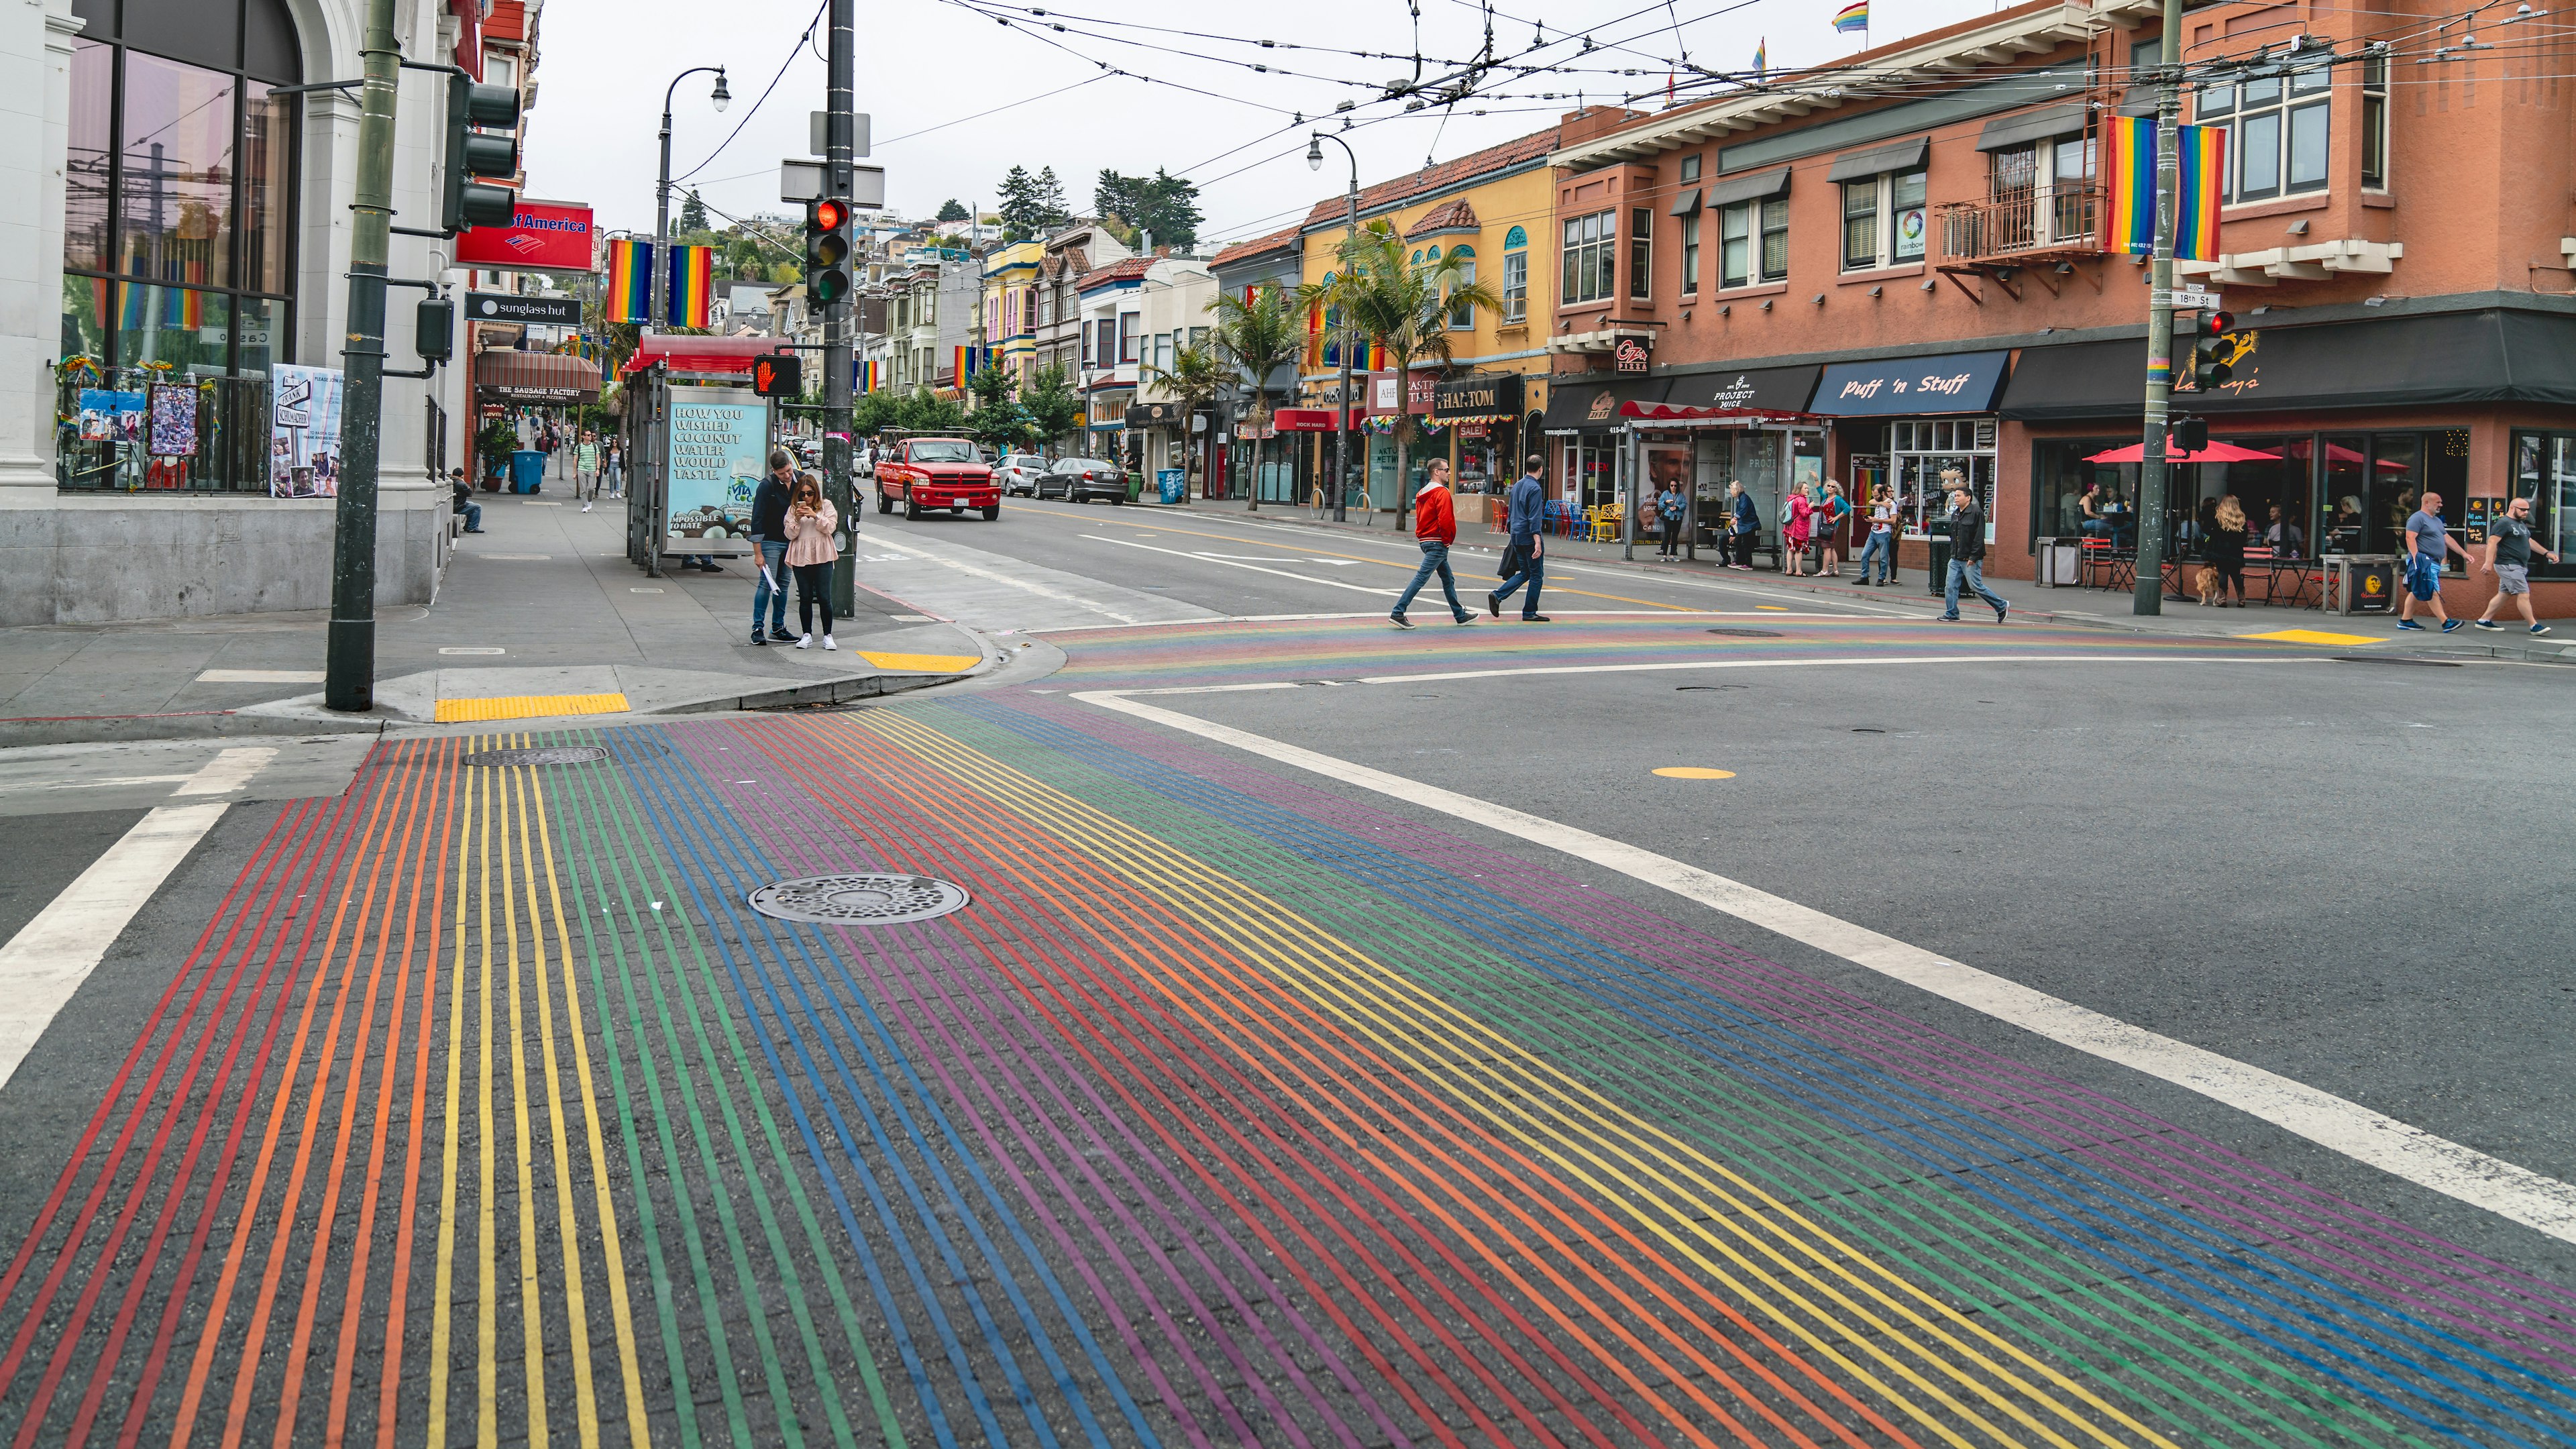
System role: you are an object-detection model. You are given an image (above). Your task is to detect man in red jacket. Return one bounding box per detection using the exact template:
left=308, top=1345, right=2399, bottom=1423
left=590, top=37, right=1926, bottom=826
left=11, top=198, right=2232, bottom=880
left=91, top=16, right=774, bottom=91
left=1391, top=458, right=1478, bottom=628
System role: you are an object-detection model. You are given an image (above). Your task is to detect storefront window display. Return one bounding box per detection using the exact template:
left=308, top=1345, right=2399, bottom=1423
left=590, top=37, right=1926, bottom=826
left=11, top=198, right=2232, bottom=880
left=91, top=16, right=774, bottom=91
left=2511, top=431, right=2576, bottom=580
left=1876, top=418, right=1996, bottom=539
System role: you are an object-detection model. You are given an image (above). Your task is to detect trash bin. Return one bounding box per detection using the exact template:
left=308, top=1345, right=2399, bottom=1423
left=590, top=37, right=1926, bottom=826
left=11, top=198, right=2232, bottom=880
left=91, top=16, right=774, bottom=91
left=1925, top=519, right=1953, bottom=598
left=1156, top=468, right=1185, bottom=504
left=509, top=449, right=546, bottom=494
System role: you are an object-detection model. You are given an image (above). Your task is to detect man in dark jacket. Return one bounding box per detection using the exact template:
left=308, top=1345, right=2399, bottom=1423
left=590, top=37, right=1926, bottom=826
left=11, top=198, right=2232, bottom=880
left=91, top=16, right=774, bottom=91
left=1487, top=454, right=1551, bottom=622
left=747, top=449, right=796, bottom=644
left=449, top=469, right=483, bottom=533
left=1727, top=481, right=1760, bottom=570
left=1940, top=479, right=2009, bottom=623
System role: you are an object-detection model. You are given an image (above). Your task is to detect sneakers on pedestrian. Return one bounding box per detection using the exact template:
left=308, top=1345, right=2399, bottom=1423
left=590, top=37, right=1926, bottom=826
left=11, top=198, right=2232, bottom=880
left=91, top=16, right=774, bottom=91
left=2475, top=619, right=2504, bottom=631
left=1485, top=592, right=1501, bottom=619
left=822, top=635, right=837, bottom=651
left=749, top=632, right=769, bottom=646
left=2441, top=619, right=2464, bottom=632
left=1939, top=614, right=1962, bottom=622
left=2395, top=619, right=2426, bottom=631
left=1521, top=614, right=1551, bottom=623
left=1389, top=614, right=1416, bottom=630
left=1453, top=614, right=1475, bottom=625
left=2532, top=624, right=2552, bottom=635
left=581, top=501, right=592, bottom=513
left=1994, top=602, right=2009, bottom=625
left=795, top=633, right=812, bottom=649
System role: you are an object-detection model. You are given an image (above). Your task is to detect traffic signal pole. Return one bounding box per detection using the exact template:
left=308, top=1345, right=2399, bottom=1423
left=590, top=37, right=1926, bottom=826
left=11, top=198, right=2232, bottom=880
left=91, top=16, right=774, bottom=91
left=324, top=0, right=400, bottom=712
left=824, top=0, right=857, bottom=619
left=2132, top=0, right=2186, bottom=616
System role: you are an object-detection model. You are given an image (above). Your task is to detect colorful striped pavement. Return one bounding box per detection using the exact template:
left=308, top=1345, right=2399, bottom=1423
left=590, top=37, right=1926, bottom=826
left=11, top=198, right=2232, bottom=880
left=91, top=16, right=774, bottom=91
left=0, top=618, right=2569, bottom=1446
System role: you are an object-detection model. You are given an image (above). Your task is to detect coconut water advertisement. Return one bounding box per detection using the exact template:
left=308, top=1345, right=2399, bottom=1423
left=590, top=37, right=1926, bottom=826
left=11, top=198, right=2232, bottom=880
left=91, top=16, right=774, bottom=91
left=663, top=396, right=761, bottom=544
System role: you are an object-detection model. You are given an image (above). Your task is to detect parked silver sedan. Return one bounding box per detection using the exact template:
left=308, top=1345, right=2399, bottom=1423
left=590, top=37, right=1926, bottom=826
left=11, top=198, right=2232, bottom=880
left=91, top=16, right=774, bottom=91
left=995, top=454, right=1049, bottom=496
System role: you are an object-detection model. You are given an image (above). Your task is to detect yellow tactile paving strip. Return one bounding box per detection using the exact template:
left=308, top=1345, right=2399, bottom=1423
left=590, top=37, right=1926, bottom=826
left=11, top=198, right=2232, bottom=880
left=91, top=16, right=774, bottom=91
left=433, top=693, right=633, bottom=723
left=855, top=651, right=981, bottom=673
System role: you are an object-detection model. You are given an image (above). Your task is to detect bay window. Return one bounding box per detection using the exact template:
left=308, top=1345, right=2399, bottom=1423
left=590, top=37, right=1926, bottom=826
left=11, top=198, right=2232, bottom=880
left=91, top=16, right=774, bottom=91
left=1562, top=209, right=1613, bottom=305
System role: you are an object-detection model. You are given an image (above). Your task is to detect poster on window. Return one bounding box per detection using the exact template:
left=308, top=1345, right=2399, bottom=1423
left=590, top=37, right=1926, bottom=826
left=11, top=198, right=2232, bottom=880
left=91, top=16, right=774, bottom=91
left=147, top=383, right=199, bottom=457
left=661, top=394, right=762, bottom=547
left=268, top=364, right=345, bottom=498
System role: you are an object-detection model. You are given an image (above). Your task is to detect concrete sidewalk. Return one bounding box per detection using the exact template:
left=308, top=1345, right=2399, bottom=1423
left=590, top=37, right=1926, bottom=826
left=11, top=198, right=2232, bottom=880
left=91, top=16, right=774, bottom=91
left=0, top=492, right=990, bottom=744
left=1171, top=495, right=2576, bottom=663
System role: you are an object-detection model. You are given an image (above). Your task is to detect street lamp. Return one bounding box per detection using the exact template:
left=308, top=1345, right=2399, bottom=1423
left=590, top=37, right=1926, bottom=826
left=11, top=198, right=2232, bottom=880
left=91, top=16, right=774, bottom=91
left=654, top=65, right=729, bottom=335
left=1308, top=131, right=1359, bottom=523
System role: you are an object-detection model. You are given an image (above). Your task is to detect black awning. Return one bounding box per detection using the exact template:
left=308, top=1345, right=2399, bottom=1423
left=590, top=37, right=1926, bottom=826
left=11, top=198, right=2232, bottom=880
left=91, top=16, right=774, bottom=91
left=1826, top=137, right=1929, bottom=183
left=1668, top=186, right=1703, bottom=217
left=1976, top=102, right=2090, bottom=152
left=1707, top=166, right=1791, bottom=207
left=1430, top=371, right=1525, bottom=423
left=2001, top=310, right=2576, bottom=420
left=1813, top=350, right=2012, bottom=416
left=1662, top=364, right=1821, bottom=414
left=1541, top=376, right=1668, bottom=431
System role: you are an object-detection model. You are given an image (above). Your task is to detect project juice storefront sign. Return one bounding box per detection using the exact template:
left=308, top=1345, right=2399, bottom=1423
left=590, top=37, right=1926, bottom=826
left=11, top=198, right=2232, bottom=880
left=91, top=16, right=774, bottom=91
left=453, top=200, right=596, bottom=274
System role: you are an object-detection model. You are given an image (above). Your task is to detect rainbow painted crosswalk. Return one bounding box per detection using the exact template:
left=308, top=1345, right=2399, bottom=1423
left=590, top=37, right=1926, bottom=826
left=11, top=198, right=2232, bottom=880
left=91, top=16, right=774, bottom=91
left=1, top=624, right=2570, bottom=1446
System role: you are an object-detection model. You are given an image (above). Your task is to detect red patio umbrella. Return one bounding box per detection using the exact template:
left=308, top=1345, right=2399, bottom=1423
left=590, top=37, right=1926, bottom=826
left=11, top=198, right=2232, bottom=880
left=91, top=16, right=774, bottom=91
left=2083, top=441, right=2283, bottom=464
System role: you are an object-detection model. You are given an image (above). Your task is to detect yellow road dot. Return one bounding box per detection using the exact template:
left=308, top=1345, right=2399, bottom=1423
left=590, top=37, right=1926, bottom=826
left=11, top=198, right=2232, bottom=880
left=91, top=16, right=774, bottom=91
left=1755, top=604, right=1789, bottom=611
left=1652, top=767, right=1737, bottom=780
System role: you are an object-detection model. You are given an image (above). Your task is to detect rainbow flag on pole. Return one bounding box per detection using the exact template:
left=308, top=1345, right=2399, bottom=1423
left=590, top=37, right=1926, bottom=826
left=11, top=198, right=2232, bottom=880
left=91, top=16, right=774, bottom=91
left=604, top=239, right=653, bottom=324
left=1832, top=1, right=1868, bottom=33
left=665, top=244, right=713, bottom=328
left=2104, top=117, right=2226, bottom=260
left=2174, top=123, right=2226, bottom=261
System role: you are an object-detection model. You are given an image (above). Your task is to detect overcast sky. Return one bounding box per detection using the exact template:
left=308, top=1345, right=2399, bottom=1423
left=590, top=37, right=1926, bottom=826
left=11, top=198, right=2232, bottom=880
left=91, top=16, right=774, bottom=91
left=523, top=0, right=1992, bottom=250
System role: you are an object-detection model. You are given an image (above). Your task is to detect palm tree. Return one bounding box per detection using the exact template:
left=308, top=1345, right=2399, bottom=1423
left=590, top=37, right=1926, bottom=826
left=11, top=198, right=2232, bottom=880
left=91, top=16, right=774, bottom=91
left=1298, top=219, right=1501, bottom=519
left=1205, top=284, right=1302, bottom=510
left=1141, top=339, right=1229, bottom=499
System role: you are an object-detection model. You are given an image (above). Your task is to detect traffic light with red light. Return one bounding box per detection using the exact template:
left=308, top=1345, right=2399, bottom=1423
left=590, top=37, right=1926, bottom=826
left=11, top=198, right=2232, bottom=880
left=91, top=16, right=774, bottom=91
left=805, top=198, right=853, bottom=306
left=2187, top=310, right=2236, bottom=394
left=751, top=354, right=802, bottom=398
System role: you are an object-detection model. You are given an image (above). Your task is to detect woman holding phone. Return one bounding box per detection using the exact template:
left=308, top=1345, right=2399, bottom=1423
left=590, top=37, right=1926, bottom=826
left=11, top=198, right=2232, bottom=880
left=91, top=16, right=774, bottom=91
left=782, top=472, right=842, bottom=649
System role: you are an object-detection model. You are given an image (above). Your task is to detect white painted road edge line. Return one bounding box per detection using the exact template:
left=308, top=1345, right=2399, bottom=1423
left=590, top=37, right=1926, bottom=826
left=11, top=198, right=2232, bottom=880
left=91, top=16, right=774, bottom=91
left=1075, top=688, right=2576, bottom=1245
left=1081, top=534, right=1399, bottom=598
left=0, top=746, right=274, bottom=1088
left=856, top=527, right=1164, bottom=625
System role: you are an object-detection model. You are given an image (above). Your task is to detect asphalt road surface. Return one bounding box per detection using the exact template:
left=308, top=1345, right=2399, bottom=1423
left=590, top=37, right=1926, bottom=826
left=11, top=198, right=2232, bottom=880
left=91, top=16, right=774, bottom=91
left=0, top=498, right=2567, bottom=1448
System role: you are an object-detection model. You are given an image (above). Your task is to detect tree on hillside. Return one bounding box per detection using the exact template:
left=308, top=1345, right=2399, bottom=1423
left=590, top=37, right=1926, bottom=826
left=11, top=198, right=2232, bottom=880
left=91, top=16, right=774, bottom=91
left=997, top=165, right=1051, bottom=243
left=1093, top=168, right=1203, bottom=252
left=935, top=198, right=971, bottom=223
left=1033, top=167, right=1072, bottom=231
left=678, top=189, right=708, bottom=232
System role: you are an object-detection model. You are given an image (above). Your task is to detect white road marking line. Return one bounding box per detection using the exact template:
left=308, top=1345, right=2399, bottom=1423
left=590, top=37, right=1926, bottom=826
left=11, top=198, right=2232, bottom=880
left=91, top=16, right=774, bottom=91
left=36, top=775, right=195, bottom=791
left=870, top=530, right=1152, bottom=624
left=1015, top=610, right=1870, bottom=635
left=0, top=746, right=274, bottom=1087
left=1081, top=535, right=1398, bottom=596
left=1076, top=686, right=2576, bottom=1245
left=172, top=745, right=276, bottom=796
left=1356, top=653, right=2318, bottom=687
left=195, top=669, right=326, bottom=684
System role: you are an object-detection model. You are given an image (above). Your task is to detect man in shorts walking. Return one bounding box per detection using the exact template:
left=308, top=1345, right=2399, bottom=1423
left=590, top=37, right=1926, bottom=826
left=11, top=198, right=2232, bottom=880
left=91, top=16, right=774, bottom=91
left=2396, top=491, right=2474, bottom=632
left=2473, top=494, right=2559, bottom=634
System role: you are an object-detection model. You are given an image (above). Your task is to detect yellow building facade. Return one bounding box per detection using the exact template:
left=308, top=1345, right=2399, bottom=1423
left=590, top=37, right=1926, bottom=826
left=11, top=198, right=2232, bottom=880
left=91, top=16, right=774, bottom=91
left=1292, top=123, right=1564, bottom=506
left=981, top=240, right=1044, bottom=384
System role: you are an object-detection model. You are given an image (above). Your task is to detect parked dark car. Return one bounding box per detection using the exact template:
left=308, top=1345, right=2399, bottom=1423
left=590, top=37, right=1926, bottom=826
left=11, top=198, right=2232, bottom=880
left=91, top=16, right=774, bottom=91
left=1039, top=458, right=1128, bottom=504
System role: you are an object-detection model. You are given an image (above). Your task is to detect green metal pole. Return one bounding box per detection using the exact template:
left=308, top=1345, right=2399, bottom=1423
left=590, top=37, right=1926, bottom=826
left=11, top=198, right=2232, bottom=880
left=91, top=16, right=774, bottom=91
left=2132, top=0, right=2186, bottom=616
left=324, top=0, right=400, bottom=711
left=823, top=0, right=857, bottom=619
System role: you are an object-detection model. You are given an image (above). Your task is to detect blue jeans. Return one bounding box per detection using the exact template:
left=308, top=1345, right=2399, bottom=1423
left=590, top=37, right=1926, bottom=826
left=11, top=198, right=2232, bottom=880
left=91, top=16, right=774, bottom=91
left=750, top=540, right=790, bottom=635
left=1944, top=557, right=2006, bottom=618
left=1393, top=540, right=1470, bottom=621
left=1493, top=542, right=1545, bottom=616
left=457, top=503, right=481, bottom=532
left=1857, top=529, right=1894, bottom=582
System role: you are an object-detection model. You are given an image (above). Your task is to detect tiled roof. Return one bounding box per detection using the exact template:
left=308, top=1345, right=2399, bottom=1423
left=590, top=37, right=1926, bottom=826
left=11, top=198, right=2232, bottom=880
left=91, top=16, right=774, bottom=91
left=1299, top=124, right=1563, bottom=233
left=1209, top=225, right=1303, bottom=270
left=1404, top=199, right=1480, bottom=238
left=1075, top=256, right=1152, bottom=292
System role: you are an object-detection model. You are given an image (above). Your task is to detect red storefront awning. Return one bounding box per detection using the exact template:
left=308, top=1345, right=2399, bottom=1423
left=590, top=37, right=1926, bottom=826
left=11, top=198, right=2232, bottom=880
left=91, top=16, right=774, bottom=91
left=1271, top=407, right=1344, bottom=432
left=1620, top=400, right=1818, bottom=424
left=474, top=350, right=602, bottom=400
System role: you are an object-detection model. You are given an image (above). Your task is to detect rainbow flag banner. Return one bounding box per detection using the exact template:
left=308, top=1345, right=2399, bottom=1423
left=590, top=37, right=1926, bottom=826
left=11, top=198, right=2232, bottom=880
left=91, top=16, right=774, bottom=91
left=604, top=239, right=653, bottom=325
left=664, top=243, right=714, bottom=329
left=2104, top=117, right=2226, bottom=260
left=1833, top=0, right=1868, bottom=32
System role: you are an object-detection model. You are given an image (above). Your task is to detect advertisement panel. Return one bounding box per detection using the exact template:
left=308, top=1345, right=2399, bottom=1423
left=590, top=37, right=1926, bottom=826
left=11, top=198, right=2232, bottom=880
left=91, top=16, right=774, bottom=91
left=452, top=200, right=597, bottom=274
left=662, top=392, right=763, bottom=547
left=268, top=364, right=345, bottom=498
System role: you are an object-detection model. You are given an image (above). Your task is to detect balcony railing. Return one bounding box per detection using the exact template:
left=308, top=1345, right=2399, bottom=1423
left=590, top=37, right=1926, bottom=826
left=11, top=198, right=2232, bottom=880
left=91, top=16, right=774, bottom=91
left=1937, top=182, right=2103, bottom=265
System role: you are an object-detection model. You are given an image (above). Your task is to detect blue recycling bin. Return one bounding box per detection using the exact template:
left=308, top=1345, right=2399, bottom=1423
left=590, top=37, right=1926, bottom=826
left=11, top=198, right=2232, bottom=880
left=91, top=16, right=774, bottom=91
left=509, top=449, right=546, bottom=494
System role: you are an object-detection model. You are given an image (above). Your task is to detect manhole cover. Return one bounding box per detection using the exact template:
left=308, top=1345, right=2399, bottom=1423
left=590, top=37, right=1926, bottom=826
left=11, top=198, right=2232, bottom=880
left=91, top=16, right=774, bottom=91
left=459, top=746, right=609, bottom=767
left=1705, top=628, right=1784, bottom=638
left=747, top=874, right=971, bottom=925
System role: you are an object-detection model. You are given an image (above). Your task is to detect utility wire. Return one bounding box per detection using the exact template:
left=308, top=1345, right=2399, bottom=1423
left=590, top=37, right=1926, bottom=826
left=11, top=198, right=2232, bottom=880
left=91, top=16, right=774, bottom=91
left=674, top=0, right=828, bottom=183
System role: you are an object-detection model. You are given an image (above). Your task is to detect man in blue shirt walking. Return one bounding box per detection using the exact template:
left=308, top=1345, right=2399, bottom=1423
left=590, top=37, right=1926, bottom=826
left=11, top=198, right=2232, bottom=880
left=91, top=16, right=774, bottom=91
left=1487, top=454, right=1551, bottom=622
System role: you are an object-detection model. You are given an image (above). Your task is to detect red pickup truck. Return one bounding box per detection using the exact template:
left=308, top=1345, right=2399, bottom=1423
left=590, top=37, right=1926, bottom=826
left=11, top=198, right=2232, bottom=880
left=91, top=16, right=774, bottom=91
left=873, top=432, right=1000, bottom=521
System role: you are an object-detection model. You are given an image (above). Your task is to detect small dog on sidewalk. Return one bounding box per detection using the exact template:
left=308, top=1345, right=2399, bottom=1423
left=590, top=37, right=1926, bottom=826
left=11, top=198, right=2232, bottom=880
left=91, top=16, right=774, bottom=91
left=2194, top=566, right=2221, bottom=606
